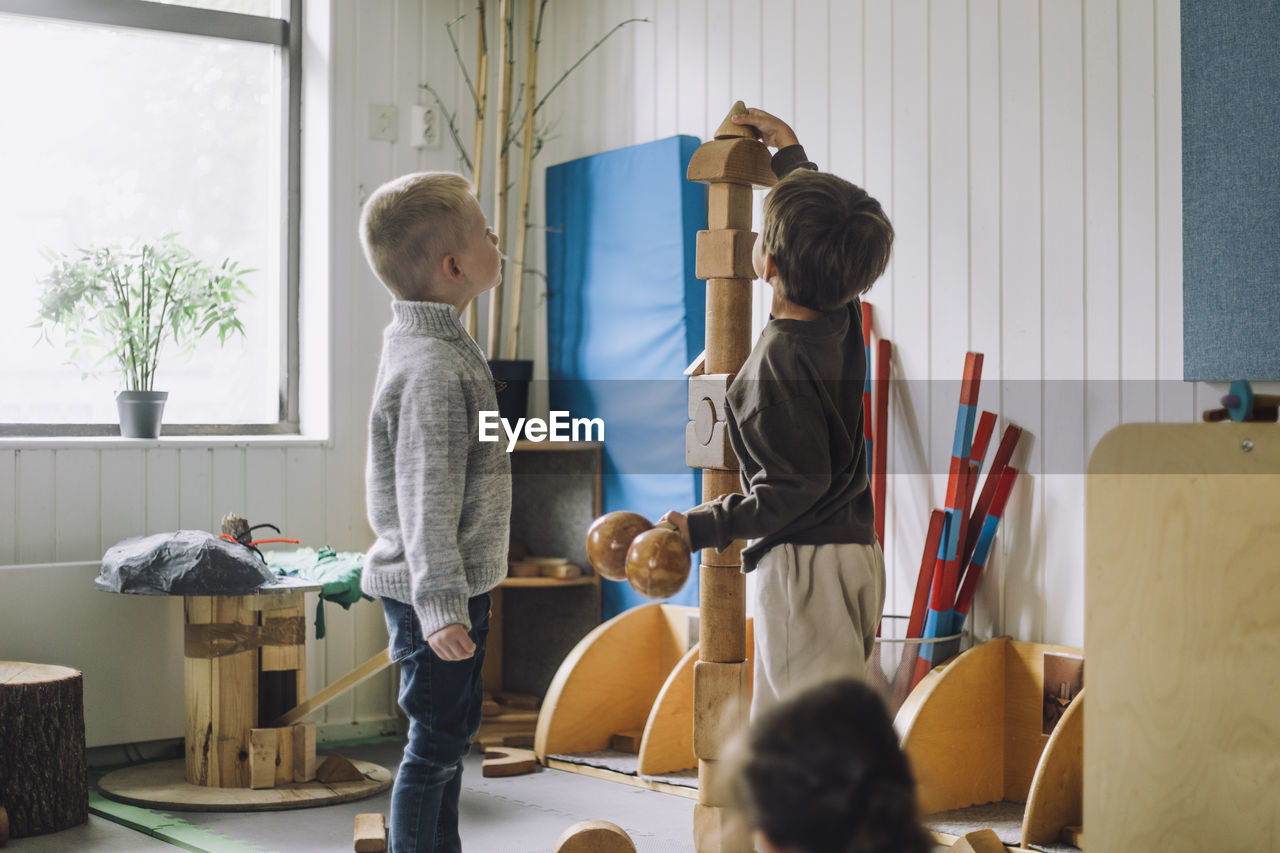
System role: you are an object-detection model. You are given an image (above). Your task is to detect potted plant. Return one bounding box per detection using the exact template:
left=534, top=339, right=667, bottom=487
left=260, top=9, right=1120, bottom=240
left=34, top=234, right=252, bottom=437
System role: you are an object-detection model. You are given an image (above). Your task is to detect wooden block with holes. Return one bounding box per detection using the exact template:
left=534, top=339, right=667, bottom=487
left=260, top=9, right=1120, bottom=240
left=692, top=661, right=749, bottom=760
left=248, top=728, right=280, bottom=789
left=695, top=229, right=756, bottom=280
left=353, top=812, right=387, bottom=852
left=687, top=373, right=736, bottom=471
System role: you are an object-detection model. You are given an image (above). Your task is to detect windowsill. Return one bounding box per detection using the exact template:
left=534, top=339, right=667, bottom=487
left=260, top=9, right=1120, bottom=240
left=0, top=434, right=332, bottom=450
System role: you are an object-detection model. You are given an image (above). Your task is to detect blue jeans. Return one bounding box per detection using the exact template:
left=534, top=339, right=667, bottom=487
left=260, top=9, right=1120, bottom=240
left=382, top=594, right=490, bottom=853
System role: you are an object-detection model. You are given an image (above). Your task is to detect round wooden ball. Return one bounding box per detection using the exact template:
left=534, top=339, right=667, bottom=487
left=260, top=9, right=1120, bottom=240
left=553, top=819, right=637, bottom=853
left=625, top=525, right=691, bottom=599
left=585, top=511, right=652, bottom=581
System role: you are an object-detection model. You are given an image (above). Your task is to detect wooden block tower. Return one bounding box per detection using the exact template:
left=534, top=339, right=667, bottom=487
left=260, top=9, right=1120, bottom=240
left=685, top=102, right=776, bottom=852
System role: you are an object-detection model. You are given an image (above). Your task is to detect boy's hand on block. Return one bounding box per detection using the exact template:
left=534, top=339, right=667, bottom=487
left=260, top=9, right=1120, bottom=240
left=731, top=107, right=800, bottom=151
left=659, top=510, right=692, bottom=549
left=428, top=623, right=476, bottom=661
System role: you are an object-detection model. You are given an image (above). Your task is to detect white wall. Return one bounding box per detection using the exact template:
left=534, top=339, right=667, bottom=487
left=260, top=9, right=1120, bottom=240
left=0, top=0, right=1196, bottom=745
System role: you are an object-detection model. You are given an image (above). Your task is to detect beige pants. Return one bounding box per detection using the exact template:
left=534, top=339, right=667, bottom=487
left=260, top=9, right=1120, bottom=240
left=751, top=540, right=885, bottom=718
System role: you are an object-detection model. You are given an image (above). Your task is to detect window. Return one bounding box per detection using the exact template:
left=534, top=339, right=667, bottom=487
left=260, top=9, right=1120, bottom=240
left=0, top=0, right=300, bottom=434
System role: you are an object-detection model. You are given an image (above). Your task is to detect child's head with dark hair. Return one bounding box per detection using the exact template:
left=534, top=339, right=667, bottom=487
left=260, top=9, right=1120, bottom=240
left=757, top=170, right=893, bottom=311
left=729, top=678, right=934, bottom=853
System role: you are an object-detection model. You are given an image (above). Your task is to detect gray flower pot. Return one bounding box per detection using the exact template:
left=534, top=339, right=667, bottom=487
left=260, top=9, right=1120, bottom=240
left=116, top=390, right=168, bottom=438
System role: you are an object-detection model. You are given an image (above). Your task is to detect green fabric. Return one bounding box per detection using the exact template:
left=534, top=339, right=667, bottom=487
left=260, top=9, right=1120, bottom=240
left=267, top=547, right=370, bottom=639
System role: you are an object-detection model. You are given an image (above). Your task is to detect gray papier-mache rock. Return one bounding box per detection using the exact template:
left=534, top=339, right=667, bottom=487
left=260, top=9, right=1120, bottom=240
left=96, top=530, right=275, bottom=595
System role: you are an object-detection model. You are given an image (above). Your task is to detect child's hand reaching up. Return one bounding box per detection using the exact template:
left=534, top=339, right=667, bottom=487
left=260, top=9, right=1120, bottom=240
left=731, top=107, right=800, bottom=150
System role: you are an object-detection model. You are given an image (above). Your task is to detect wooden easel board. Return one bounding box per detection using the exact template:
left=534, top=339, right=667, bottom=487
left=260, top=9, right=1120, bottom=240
left=1086, top=423, right=1280, bottom=850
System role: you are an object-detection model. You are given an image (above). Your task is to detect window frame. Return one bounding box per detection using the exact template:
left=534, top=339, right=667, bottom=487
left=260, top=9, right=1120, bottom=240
left=0, top=0, right=302, bottom=437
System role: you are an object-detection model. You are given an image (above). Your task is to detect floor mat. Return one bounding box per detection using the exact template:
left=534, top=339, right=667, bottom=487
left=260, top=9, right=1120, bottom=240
left=85, top=738, right=695, bottom=853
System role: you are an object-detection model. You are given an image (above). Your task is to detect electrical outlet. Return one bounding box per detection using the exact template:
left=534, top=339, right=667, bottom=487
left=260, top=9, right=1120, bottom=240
left=407, top=105, right=440, bottom=149
left=368, top=104, right=398, bottom=142
left=421, top=105, right=439, bottom=147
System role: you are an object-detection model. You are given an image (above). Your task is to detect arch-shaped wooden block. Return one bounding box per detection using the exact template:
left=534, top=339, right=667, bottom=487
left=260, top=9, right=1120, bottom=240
left=554, top=819, right=636, bottom=853
left=1021, top=688, right=1084, bottom=848
left=686, top=138, right=776, bottom=188
left=896, top=637, right=1085, bottom=849
left=636, top=620, right=754, bottom=776
left=535, top=604, right=697, bottom=760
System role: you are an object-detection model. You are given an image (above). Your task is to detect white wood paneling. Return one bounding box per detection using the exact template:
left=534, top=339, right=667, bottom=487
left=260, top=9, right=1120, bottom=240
left=0, top=0, right=1188, bottom=744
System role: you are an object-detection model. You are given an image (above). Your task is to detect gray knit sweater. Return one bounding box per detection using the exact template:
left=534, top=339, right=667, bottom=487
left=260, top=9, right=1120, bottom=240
left=361, top=300, right=511, bottom=637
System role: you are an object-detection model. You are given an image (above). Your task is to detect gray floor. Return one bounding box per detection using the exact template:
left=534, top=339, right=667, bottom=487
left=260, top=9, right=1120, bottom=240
left=7, top=740, right=696, bottom=853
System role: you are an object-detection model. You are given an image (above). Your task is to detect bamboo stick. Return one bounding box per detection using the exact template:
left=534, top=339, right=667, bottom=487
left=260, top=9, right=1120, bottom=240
left=467, top=1, right=489, bottom=339
left=506, top=0, right=540, bottom=360
left=488, top=0, right=514, bottom=359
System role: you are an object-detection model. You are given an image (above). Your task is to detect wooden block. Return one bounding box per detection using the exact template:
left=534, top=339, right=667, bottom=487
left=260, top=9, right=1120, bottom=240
left=293, top=722, right=317, bottom=782
left=695, top=229, right=756, bottom=280
left=508, top=561, right=542, bottom=578
left=315, top=753, right=365, bottom=783
left=949, top=828, right=1006, bottom=853
left=693, top=803, right=750, bottom=853
left=707, top=183, right=753, bottom=230
left=609, top=729, right=644, bottom=753
left=687, top=373, right=737, bottom=471
left=1061, top=825, right=1084, bottom=846
left=704, top=279, right=753, bottom=372
left=481, top=746, right=538, bottom=777
left=696, top=759, right=733, bottom=806
left=687, top=137, right=777, bottom=188
left=554, top=819, right=637, bottom=853
left=713, top=100, right=754, bottom=140
left=540, top=562, right=582, bottom=580
left=482, top=699, right=502, bottom=717
left=493, top=691, right=540, bottom=710
left=699, top=567, right=745, bottom=662
left=248, top=728, right=278, bottom=789
left=353, top=813, right=387, bottom=852
left=502, top=732, right=536, bottom=748
left=692, top=661, right=749, bottom=759
left=686, top=420, right=734, bottom=471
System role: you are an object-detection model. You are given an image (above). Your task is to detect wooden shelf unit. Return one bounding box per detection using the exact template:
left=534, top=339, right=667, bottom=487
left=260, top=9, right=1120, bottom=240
left=480, top=441, right=602, bottom=744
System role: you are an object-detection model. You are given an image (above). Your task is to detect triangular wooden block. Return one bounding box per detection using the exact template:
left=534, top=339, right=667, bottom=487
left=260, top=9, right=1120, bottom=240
left=950, top=828, right=1006, bottom=853
left=714, top=101, right=755, bottom=140
left=315, top=753, right=364, bottom=783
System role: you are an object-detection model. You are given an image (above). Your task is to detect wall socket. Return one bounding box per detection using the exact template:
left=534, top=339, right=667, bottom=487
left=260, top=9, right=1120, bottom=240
left=408, top=105, right=440, bottom=148
left=368, top=103, right=398, bottom=142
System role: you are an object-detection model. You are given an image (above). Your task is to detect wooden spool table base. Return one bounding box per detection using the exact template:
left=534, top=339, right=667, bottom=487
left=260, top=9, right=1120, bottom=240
left=98, top=758, right=391, bottom=812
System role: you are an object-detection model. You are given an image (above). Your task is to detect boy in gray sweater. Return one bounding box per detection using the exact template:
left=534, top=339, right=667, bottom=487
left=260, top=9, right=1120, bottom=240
left=664, top=109, right=893, bottom=717
left=358, top=171, right=511, bottom=853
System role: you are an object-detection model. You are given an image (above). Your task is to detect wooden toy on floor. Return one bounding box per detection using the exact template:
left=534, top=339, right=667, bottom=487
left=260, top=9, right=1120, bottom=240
left=481, top=746, right=538, bottom=777
left=554, top=819, right=637, bottom=853
left=353, top=812, right=386, bottom=852
left=950, top=828, right=1006, bottom=853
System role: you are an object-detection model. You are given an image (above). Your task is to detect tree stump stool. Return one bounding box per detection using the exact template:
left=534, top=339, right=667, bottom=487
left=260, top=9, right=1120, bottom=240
left=0, top=662, right=88, bottom=839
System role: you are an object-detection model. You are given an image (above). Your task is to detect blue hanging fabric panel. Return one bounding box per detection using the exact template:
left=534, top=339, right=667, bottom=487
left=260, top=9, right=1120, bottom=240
left=545, top=135, right=707, bottom=620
